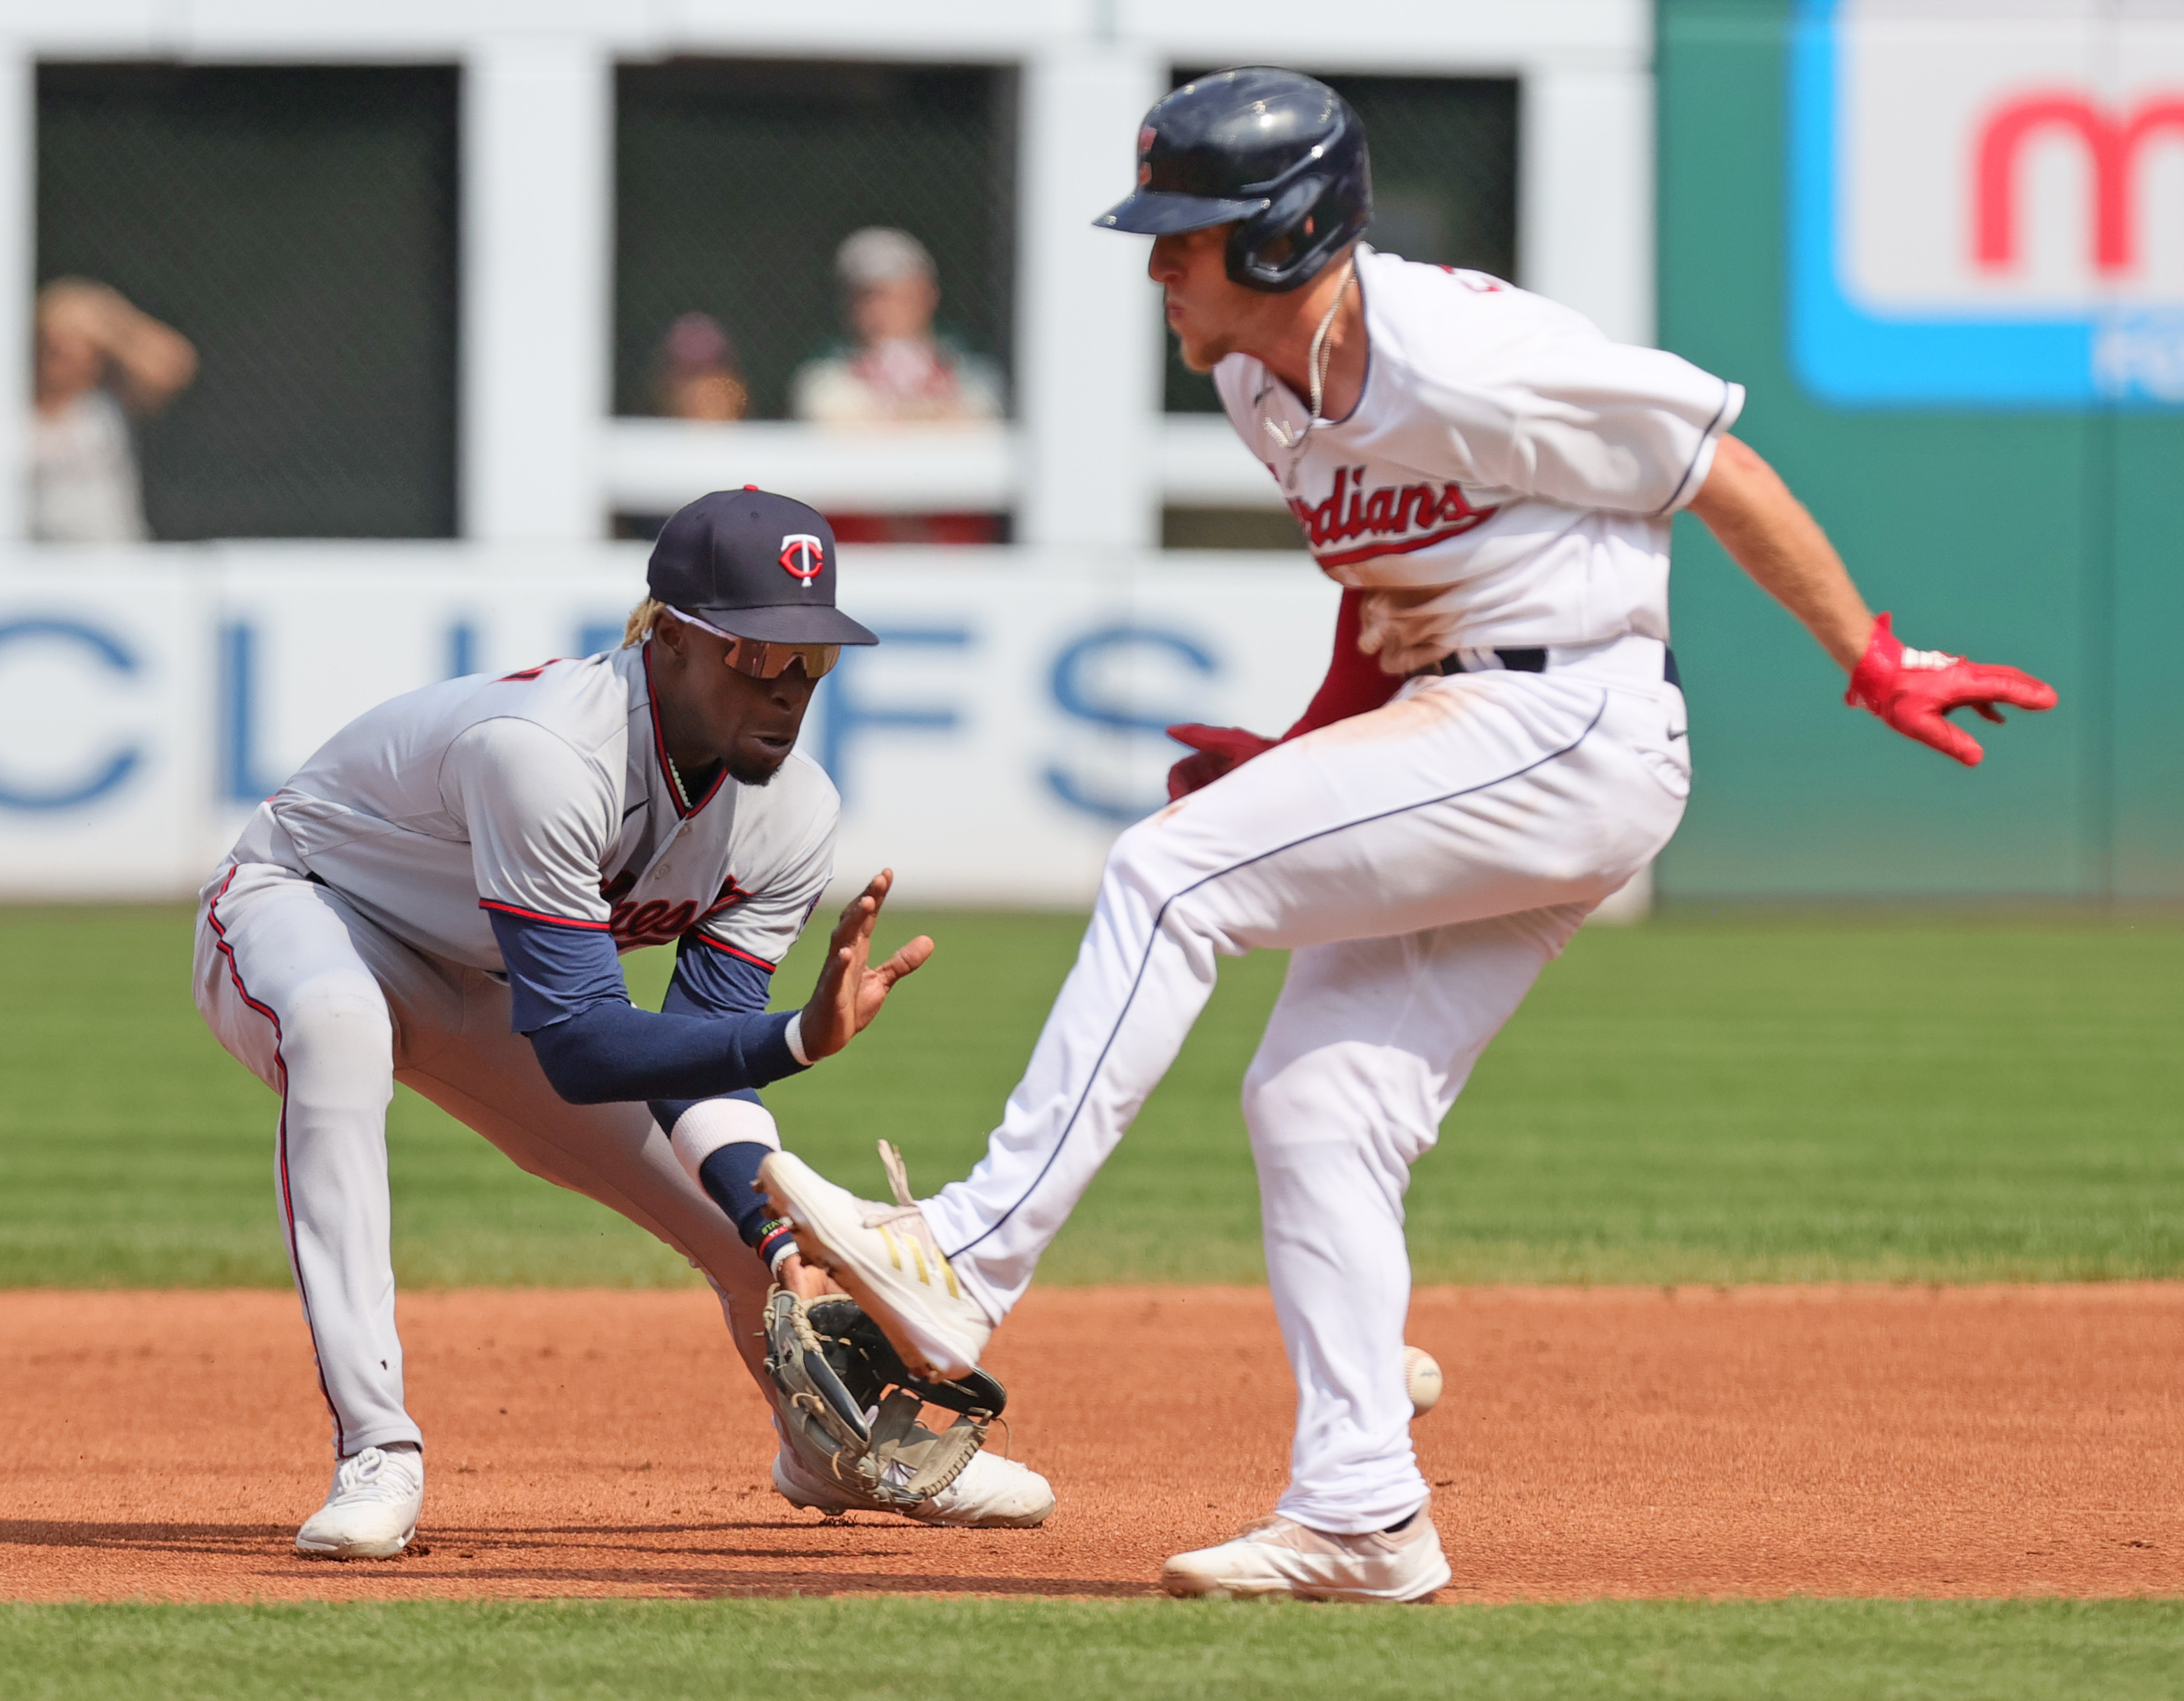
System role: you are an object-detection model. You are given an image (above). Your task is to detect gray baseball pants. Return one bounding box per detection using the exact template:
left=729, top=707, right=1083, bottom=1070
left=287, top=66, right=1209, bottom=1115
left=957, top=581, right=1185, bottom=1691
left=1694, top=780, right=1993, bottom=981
left=192, top=855, right=774, bottom=1458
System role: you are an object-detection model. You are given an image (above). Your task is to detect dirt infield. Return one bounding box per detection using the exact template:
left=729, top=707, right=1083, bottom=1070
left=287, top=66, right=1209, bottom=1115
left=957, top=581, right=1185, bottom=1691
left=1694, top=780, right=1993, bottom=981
left=2, top=1283, right=2179, bottom=1602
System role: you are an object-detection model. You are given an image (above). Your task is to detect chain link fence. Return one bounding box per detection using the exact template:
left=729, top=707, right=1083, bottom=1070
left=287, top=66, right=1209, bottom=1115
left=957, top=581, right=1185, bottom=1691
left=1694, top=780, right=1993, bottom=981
left=1163, top=72, right=1520, bottom=415
left=37, top=64, right=459, bottom=540
left=615, top=59, right=1015, bottom=425
left=36, top=62, right=1504, bottom=544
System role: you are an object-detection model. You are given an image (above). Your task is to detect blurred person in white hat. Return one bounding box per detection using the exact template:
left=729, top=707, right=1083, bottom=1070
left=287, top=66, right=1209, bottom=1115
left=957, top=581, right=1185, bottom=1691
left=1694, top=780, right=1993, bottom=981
left=790, top=227, right=1002, bottom=428
left=31, top=277, right=197, bottom=543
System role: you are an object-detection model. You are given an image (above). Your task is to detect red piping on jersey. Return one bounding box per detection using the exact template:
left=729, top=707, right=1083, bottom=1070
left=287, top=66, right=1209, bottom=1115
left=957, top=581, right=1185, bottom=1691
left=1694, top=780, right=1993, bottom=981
left=684, top=932, right=778, bottom=972
left=205, top=865, right=349, bottom=1455
left=478, top=899, right=612, bottom=930
left=1313, top=519, right=1499, bottom=573
left=641, top=641, right=729, bottom=820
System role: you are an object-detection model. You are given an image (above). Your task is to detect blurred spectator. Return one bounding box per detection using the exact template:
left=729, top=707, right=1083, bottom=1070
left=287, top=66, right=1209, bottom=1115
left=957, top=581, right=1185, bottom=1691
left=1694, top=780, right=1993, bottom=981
left=652, top=311, right=748, bottom=421
left=790, top=227, right=1002, bottom=426
left=32, top=278, right=197, bottom=542
left=792, top=228, right=1004, bottom=543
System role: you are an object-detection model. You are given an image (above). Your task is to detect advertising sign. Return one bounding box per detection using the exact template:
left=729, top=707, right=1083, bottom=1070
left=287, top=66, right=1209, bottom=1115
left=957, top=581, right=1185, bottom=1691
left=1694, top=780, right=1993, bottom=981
left=0, top=547, right=1339, bottom=907
left=1793, top=0, right=2184, bottom=406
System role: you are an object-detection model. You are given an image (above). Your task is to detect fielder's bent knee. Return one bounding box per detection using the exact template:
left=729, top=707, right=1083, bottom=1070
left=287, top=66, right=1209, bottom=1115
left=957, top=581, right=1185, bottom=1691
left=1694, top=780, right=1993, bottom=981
left=276, top=972, right=396, bottom=1103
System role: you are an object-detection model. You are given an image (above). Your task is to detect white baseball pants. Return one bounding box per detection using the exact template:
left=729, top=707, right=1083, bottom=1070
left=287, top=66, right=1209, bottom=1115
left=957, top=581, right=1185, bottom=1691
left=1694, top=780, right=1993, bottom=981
left=192, top=856, right=776, bottom=1458
left=922, top=639, right=1690, bottom=1533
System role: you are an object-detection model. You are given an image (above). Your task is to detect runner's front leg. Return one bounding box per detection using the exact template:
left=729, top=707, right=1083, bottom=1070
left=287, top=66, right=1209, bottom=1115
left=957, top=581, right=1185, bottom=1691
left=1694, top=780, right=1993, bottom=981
left=921, top=678, right=1618, bottom=1321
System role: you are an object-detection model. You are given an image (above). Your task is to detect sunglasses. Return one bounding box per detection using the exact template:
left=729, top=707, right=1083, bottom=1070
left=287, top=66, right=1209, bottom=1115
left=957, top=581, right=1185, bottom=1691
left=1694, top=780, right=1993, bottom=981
left=669, top=609, right=841, bottom=680
left=725, top=636, right=841, bottom=680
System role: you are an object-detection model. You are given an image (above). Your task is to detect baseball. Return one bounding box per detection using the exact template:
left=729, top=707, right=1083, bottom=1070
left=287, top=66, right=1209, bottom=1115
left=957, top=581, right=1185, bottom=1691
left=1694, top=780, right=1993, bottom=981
left=1404, top=1345, right=1443, bottom=1417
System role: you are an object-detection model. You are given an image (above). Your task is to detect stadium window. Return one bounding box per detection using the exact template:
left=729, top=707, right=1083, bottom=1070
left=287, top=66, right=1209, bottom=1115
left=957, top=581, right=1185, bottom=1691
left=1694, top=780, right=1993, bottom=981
left=36, top=64, right=459, bottom=541
left=614, top=59, right=1016, bottom=542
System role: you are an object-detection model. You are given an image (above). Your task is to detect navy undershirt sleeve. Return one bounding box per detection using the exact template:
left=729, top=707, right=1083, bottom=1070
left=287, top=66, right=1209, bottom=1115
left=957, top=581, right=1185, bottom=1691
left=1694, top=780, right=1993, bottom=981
left=487, top=909, right=805, bottom=1105
left=491, top=910, right=626, bottom=1034
left=664, top=937, right=775, bottom=1017
left=660, top=941, right=790, bottom=1252
left=650, top=940, right=776, bottom=1135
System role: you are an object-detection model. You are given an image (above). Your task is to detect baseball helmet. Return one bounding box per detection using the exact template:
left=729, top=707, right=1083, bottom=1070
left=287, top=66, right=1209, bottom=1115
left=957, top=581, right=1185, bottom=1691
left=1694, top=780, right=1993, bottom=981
left=1094, top=68, right=1371, bottom=293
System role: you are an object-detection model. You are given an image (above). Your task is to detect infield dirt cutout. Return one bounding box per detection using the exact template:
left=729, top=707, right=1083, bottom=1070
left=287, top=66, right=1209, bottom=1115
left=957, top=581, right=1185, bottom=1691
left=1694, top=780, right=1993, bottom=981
left=3, top=1284, right=2179, bottom=1603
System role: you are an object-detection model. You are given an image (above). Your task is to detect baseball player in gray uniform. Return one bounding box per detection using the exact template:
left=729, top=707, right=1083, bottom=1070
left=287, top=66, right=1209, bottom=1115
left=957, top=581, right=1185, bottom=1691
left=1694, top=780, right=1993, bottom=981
left=194, top=489, right=1052, bottom=1559
left=757, top=71, right=2058, bottom=1603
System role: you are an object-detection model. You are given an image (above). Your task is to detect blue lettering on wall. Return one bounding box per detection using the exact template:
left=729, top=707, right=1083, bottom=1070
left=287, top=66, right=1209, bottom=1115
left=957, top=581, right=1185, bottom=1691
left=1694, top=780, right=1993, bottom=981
left=1043, top=626, right=1218, bottom=824
left=577, top=621, right=622, bottom=658
left=0, top=618, right=144, bottom=811
left=813, top=626, right=970, bottom=807
left=445, top=620, right=478, bottom=679
left=219, top=621, right=288, bottom=804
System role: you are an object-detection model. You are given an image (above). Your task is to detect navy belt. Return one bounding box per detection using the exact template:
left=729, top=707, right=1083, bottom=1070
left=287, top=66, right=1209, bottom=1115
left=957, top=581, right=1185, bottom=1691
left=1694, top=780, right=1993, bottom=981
left=1414, top=648, right=1546, bottom=676
left=1415, top=646, right=1682, bottom=688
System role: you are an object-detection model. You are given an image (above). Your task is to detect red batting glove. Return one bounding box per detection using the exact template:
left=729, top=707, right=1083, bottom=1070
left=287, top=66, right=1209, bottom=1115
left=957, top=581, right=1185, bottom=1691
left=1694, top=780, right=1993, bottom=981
left=1844, top=612, right=2057, bottom=767
left=1165, top=723, right=1276, bottom=801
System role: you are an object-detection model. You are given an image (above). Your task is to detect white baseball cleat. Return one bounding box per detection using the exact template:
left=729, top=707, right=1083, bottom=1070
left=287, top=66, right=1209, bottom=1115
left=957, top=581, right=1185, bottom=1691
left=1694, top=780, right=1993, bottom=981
left=758, top=1149, right=991, bottom=1381
left=771, top=1446, right=1055, bottom=1528
left=294, top=1444, right=424, bottom=1560
left=1161, top=1509, right=1451, bottom=1603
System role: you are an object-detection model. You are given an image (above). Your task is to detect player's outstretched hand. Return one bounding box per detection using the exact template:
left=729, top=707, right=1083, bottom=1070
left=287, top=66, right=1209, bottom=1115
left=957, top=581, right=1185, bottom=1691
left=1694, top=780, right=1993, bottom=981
left=1845, top=613, right=2057, bottom=767
left=798, top=870, right=934, bottom=1062
left=1165, top=723, right=1277, bottom=800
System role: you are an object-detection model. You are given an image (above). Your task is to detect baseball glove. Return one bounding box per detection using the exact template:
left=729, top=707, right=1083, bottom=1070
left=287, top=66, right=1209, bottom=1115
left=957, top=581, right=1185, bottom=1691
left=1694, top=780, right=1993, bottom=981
left=764, top=1286, right=1007, bottom=1510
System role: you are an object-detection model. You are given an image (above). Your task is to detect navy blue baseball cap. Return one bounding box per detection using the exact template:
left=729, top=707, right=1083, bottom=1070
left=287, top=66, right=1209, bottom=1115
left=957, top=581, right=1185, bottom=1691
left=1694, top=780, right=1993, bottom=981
left=646, top=487, right=878, bottom=646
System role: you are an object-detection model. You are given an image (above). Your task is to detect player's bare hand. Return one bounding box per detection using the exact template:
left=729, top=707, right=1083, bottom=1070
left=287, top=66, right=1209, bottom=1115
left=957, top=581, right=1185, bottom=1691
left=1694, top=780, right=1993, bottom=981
left=797, top=869, right=934, bottom=1061
left=775, top=1252, right=845, bottom=1300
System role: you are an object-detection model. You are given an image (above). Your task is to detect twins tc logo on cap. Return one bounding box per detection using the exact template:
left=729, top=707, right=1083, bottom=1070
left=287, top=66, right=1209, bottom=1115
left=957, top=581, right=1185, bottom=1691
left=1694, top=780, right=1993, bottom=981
left=778, top=533, right=825, bottom=581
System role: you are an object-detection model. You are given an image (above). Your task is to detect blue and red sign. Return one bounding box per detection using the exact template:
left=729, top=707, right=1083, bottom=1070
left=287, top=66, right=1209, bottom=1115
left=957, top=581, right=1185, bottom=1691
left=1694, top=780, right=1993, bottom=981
left=1792, top=0, right=2184, bottom=408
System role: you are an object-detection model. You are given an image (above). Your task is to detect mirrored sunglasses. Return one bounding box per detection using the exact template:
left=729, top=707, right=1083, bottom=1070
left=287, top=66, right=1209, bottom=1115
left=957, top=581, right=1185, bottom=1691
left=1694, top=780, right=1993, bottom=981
left=725, top=637, right=841, bottom=681
left=669, top=608, right=841, bottom=679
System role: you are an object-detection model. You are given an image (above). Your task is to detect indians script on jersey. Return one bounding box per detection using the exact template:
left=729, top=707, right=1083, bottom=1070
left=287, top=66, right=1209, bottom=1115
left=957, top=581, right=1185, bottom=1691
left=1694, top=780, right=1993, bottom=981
left=1285, top=465, right=1499, bottom=570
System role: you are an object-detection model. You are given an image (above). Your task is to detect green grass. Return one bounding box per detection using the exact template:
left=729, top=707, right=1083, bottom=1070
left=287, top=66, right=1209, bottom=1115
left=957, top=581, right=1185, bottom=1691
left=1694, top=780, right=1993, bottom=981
left=1, top=906, right=2179, bottom=1288
left=1, top=1598, right=2181, bottom=1701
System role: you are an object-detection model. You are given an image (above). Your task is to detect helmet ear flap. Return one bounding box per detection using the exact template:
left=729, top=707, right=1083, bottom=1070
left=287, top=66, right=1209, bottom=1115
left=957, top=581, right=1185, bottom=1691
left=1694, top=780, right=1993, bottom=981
left=1227, top=176, right=1330, bottom=292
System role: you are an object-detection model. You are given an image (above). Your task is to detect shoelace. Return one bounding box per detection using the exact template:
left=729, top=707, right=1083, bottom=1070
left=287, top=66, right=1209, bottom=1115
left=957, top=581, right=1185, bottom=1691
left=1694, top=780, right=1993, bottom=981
left=862, top=1207, right=963, bottom=1297
left=331, top=1447, right=417, bottom=1503
left=856, top=1139, right=964, bottom=1297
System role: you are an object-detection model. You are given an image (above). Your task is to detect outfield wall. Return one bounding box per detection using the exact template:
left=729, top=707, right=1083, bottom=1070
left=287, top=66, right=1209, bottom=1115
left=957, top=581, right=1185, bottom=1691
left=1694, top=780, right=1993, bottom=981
left=0, top=521, right=2119, bottom=911
left=0, top=546, right=1380, bottom=909
left=0, top=547, right=1677, bottom=916
left=1655, top=0, right=2184, bottom=902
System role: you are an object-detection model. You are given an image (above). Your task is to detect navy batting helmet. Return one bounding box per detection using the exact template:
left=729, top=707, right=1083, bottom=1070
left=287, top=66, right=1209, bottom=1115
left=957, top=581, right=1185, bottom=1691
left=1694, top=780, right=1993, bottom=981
left=1094, top=68, right=1371, bottom=293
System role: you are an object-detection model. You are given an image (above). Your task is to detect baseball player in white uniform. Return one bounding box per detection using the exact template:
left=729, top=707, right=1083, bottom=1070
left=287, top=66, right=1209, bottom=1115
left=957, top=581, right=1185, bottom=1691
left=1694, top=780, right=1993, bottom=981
left=757, top=70, right=2057, bottom=1602
left=194, top=489, right=1053, bottom=1560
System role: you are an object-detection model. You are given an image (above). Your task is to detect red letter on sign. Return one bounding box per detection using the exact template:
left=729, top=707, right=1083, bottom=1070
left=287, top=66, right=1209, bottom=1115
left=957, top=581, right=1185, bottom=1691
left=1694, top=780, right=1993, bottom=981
left=1976, top=92, right=2184, bottom=275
